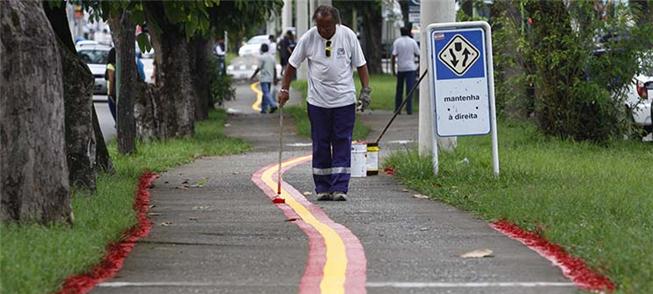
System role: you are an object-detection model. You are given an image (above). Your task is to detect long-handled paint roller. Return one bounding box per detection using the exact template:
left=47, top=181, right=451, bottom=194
left=374, top=70, right=428, bottom=145
left=273, top=105, right=286, bottom=204
left=364, top=70, right=428, bottom=176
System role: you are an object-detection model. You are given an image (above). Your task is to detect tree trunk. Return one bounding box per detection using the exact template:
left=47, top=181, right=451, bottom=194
left=189, top=36, right=211, bottom=121
left=59, top=39, right=97, bottom=190
left=109, top=11, right=137, bottom=154
left=133, top=82, right=163, bottom=140
left=163, top=32, right=195, bottom=137
left=1, top=0, right=72, bottom=224
left=360, top=2, right=383, bottom=74
left=144, top=1, right=195, bottom=138
left=136, top=27, right=171, bottom=140
left=44, top=3, right=97, bottom=191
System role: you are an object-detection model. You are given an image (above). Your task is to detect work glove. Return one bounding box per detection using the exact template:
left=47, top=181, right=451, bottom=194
left=357, top=87, right=372, bottom=112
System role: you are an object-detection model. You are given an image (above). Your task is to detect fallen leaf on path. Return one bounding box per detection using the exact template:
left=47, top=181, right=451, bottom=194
left=224, top=123, right=231, bottom=127
left=402, top=188, right=410, bottom=192
left=160, top=221, right=173, bottom=227
left=191, top=178, right=208, bottom=188
left=303, top=191, right=312, bottom=196
left=460, top=249, right=494, bottom=258
left=413, top=194, right=429, bottom=199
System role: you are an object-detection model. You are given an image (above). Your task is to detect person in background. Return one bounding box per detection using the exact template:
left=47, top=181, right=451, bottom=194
left=135, top=51, right=145, bottom=82
left=391, top=27, right=420, bottom=115
left=277, top=5, right=371, bottom=201
left=277, top=30, right=294, bottom=75
left=267, top=34, right=277, bottom=57
left=105, top=48, right=117, bottom=121
left=250, top=43, right=278, bottom=114
left=215, top=37, right=226, bottom=75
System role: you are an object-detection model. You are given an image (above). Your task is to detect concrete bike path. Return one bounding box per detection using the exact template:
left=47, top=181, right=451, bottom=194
left=94, top=84, right=576, bottom=293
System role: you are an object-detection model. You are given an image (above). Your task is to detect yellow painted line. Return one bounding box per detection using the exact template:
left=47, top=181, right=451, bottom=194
left=250, top=82, right=262, bottom=112
left=261, top=155, right=347, bottom=294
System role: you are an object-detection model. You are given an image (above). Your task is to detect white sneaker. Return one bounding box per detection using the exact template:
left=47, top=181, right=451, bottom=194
left=317, top=192, right=333, bottom=201
left=333, top=192, right=348, bottom=201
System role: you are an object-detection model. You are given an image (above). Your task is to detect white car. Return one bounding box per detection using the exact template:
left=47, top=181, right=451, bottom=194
left=76, top=44, right=111, bottom=94
left=238, top=35, right=270, bottom=56
left=140, top=57, right=155, bottom=84
left=625, top=74, right=652, bottom=135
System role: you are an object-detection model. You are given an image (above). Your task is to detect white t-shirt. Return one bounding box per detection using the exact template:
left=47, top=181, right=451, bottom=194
left=267, top=41, right=277, bottom=56
left=258, top=54, right=276, bottom=83
left=215, top=44, right=225, bottom=56
left=392, top=36, right=419, bottom=72
left=288, top=25, right=366, bottom=108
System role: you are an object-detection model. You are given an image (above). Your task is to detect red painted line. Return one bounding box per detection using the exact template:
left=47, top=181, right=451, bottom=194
left=252, top=162, right=325, bottom=293
left=57, top=172, right=158, bottom=294
left=252, top=156, right=367, bottom=293
left=490, top=220, right=615, bottom=292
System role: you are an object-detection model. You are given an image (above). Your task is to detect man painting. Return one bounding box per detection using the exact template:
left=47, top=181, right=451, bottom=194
left=277, top=5, right=372, bottom=201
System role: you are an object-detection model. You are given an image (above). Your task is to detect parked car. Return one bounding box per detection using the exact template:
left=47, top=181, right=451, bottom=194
left=238, top=35, right=269, bottom=57
left=625, top=73, right=653, bottom=140
left=75, top=40, right=99, bottom=48
left=76, top=44, right=111, bottom=94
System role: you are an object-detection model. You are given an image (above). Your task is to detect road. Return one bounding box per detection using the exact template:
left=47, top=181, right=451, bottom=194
left=93, top=95, right=116, bottom=142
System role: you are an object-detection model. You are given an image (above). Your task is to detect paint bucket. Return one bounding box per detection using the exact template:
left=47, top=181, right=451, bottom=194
left=351, top=142, right=367, bottom=177
left=366, top=143, right=379, bottom=176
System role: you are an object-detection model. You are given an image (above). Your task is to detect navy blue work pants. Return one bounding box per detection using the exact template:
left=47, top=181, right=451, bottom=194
left=395, top=70, right=416, bottom=114
left=108, top=95, right=117, bottom=121
left=307, top=103, right=356, bottom=193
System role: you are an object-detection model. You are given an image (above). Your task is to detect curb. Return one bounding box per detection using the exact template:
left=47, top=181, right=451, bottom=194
left=57, top=172, right=158, bottom=294
left=491, top=220, right=615, bottom=292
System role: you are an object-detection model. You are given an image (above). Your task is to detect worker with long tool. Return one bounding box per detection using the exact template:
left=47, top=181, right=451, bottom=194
left=277, top=5, right=371, bottom=201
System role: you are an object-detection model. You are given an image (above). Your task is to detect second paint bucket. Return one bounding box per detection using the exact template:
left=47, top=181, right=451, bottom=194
left=366, top=143, right=379, bottom=176
left=351, top=142, right=367, bottom=177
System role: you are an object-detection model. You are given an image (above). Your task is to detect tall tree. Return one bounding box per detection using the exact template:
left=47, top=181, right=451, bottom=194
left=108, top=8, right=137, bottom=154
left=334, top=0, right=383, bottom=74
left=1, top=0, right=72, bottom=224
left=142, top=1, right=216, bottom=138
left=189, top=36, right=212, bottom=121
left=44, top=1, right=98, bottom=190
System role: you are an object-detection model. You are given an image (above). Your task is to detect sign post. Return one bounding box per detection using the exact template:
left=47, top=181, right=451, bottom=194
left=426, top=21, right=499, bottom=177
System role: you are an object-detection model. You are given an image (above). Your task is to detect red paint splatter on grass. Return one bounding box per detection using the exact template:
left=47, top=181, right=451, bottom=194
left=57, top=172, right=158, bottom=294
left=491, top=220, right=615, bottom=293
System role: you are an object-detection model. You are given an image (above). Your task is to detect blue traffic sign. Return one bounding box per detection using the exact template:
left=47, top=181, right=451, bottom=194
left=434, top=30, right=486, bottom=80
left=426, top=21, right=499, bottom=176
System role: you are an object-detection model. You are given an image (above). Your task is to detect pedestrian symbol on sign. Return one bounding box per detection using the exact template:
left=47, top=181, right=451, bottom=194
left=438, top=34, right=480, bottom=76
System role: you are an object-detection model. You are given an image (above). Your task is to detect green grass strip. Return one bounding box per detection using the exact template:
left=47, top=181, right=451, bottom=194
left=385, top=121, right=653, bottom=293
left=286, top=80, right=370, bottom=141
left=0, top=110, right=249, bottom=294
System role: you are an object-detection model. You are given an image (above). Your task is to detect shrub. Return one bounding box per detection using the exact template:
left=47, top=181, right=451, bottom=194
left=487, top=0, right=652, bottom=142
left=208, top=55, right=235, bottom=105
